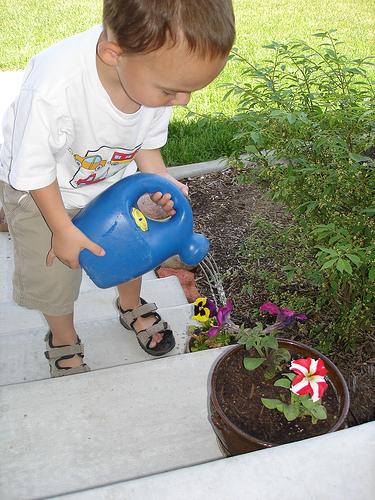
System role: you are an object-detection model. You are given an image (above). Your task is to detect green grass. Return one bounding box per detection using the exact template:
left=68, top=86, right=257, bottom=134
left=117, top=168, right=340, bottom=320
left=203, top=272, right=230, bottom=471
left=1, top=0, right=374, bottom=165
left=0, top=0, right=102, bottom=70
left=174, top=0, right=375, bottom=117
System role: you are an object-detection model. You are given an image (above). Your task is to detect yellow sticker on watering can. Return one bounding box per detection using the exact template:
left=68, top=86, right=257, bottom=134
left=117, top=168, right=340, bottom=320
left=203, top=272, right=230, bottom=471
left=131, top=207, right=148, bottom=231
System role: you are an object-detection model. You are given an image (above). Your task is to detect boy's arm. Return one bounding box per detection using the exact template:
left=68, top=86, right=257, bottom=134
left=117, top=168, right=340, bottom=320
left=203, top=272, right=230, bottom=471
left=136, top=148, right=188, bottom=216
left=30, top=180, right=105, bottom=269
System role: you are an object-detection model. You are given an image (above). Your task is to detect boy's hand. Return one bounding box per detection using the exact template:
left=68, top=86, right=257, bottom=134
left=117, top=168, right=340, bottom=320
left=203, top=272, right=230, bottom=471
left=30, top=180, right=105, bottom=269
left=135, top=149, right=189, bottom=216
left=150, top=173, right=189, bottom=216
left=47, top=223, right=105, bottom=269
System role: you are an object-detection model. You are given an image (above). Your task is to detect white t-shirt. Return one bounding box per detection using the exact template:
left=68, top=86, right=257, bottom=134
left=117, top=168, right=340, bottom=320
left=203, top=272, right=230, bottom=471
left=0, top=26, right=172, bottom=209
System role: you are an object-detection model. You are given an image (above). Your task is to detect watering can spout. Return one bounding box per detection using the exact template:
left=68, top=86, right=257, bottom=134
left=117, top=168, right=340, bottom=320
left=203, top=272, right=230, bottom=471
left=179, top=233, right=210, bottom=267
left=73, top=173, right=210, bottom=288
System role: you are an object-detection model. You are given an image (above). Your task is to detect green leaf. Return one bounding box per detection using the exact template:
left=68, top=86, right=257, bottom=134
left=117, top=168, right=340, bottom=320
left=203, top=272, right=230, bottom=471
left=245, top=145, right=259, bottom=154
left=250, top=131, right=261, bottom=144
left=274, top=378, right=291, bottom=388
left=243, top=357, right=265, bottom=371
left=301, top=398, right=315, bottom=409
left=284, top=404, right=300, bottom=421
left=261, top=398, right=281, bottom=409
left=328, top=235, right=343, bottom=245
left=276, top=348, right=291, bottom=362
left=321, top=259, right=337, bottom=270
left=286, top=270, right=294, bottom=284
left=306, top=201, right=318, bottom=214
left=281, top=265, right=294, bottom=271
left=343, top=67, right=364, bottom=75
left=346, top=254, right=362, bottom=266
left=264, top=364, right=279, bottom=380
left=336, top=259, right=352, bottom=275
left=315, top=246, right=339, bottom=256
left=309, top=405, right=327, bottom=420
left=245, top=337, right=255, bottom=350
left=349, top=152, right=371, bottom=163
left=312, top=31, right=329, bottom=38
left=369, top=267, right=375, bottom=282
left=261, top=336, right=279, bottom=350
left=329, top=117, right=337, bottom=128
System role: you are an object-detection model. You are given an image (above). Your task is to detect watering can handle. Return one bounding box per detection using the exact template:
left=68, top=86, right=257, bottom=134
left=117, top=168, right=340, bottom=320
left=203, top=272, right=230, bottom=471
left=125, top=173, right=189, bottom=215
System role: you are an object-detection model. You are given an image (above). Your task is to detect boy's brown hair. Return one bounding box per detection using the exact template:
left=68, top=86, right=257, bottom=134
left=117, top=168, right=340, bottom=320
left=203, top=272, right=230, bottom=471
left=102, top=0, right=235, bottom=59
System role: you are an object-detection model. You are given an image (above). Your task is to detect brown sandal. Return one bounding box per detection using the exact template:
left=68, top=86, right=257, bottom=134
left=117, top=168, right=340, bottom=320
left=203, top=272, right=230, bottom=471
left=116, top=298, right=175, bottom=356
left=44, top=331, right=91, bottom=377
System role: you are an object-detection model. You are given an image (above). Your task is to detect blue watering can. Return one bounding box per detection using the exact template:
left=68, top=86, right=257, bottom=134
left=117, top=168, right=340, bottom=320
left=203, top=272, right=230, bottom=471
left=73, top=173, right=209, bottom=288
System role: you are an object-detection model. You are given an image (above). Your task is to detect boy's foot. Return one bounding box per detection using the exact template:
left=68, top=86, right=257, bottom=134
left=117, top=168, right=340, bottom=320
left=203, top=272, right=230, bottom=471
left=116, top=298, right=175, bottom=356
left=44, top=331, right=91, bottom=377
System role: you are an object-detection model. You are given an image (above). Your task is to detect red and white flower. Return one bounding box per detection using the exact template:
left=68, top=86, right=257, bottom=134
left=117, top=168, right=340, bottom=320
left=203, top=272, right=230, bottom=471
left=290, top=358, right=328, bottom=402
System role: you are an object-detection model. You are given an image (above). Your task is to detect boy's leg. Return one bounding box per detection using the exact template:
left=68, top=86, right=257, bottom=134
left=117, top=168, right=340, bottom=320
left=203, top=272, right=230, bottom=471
left=117, top=278, right=163, bottom=348
left=0, top=182, right=82, bottom=314
left=0, top=181, right=86, bottom=370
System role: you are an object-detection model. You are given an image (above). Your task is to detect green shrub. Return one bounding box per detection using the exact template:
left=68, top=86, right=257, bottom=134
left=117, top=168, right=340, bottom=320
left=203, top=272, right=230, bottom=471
left=225, top=30, right=375, bottom=348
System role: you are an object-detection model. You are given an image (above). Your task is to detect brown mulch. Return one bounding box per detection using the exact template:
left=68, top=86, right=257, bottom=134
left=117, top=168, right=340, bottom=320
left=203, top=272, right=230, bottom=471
left=182, top=166, right=375, bottom=427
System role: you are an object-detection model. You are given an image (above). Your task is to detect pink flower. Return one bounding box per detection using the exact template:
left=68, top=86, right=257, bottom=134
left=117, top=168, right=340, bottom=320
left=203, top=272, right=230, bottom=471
left=290, top=358, right=328, bottom=402
left=207, top=300, right=240, bottom=337
left=260, top=302, right=307, bottom=332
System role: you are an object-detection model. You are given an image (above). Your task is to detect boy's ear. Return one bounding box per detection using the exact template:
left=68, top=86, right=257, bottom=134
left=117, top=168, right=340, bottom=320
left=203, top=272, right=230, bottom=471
left=97, top=41, right=123, bottom=66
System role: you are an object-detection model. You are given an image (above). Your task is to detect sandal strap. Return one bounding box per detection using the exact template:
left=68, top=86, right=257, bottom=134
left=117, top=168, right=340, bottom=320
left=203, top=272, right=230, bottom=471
left=44, top=331, right=85, bottom=360
left=49, top=363, right=91, bottom=378
left=45, top=343, right=84, bottom=360
left=116, top=298, right=157, bottom=327
left=137, top=320, right=170, bottom=346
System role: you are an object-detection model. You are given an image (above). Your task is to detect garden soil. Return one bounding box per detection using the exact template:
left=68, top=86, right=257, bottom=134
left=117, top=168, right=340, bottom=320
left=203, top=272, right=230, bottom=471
left=183, top=166, right=375, bottom=426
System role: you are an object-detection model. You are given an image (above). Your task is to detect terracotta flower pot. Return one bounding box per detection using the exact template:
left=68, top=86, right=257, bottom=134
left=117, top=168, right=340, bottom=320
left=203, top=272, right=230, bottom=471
left=209, top=339, right=350, bottom=456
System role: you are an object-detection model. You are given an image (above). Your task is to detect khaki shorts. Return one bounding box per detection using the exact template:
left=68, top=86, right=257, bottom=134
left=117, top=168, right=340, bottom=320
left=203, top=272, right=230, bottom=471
left=0, top=181, right=82, bottom=316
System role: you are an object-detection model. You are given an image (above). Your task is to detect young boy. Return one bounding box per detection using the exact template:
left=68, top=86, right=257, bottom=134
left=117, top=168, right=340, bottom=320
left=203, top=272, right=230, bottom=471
left=0, top=0, right=235, bottom=376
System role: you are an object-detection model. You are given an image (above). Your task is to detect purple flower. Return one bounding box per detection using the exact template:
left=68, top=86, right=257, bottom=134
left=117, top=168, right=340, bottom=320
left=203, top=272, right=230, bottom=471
left=207, top=300, right=240, bottom=337
left=260, top=302, right=307, bottom=332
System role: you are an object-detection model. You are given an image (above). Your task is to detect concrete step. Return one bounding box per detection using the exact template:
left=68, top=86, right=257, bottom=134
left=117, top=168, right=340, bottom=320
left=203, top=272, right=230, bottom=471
left=54, top=421, right=375, bottom=500
left=0, top=348, right=226, bottom=500
left=0, top=302, right=194, bottom=386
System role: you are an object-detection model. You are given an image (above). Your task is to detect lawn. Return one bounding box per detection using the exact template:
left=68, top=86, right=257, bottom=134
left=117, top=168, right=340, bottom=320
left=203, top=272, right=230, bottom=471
left=1, top=0, right=374, bottom=164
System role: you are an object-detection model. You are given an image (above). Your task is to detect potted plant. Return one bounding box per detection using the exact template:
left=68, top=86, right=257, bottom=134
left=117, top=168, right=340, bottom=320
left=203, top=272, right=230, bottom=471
left=186, top=297, right=239, bottom=352
left=208, top=303, right=350, bottom=456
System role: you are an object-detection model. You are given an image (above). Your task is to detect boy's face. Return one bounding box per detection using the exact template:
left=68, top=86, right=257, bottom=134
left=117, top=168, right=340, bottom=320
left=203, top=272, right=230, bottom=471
left=99, top=36, right=228, bottom=108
